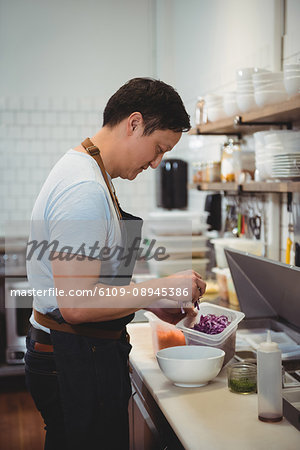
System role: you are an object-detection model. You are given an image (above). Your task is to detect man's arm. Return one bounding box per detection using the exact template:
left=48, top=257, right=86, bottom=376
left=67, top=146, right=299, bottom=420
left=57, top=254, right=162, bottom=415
left=51, top=252, right=206, bottom=324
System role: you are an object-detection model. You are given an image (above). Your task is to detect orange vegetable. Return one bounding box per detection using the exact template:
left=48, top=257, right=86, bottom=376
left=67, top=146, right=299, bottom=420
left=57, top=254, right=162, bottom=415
left=157, top=328, right=186, bottom=350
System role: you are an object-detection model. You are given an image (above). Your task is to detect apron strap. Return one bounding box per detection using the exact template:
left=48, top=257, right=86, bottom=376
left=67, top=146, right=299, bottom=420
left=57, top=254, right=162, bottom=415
left=81, top=138, right=122, bottom=220
left=33, top=309, right=125, bottom=339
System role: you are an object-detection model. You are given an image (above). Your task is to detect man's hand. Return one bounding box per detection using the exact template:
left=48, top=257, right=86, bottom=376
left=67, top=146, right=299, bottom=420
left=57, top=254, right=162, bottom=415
left=146, top=298, right=197, bottom=325
left=165, top=269, right=206, bottom=305
left=149, top=306, right=197, bottom=325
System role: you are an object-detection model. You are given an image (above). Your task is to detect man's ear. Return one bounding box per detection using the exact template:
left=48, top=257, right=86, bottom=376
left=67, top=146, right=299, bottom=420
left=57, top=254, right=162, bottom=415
left=127, top=112, right=143, bottom=135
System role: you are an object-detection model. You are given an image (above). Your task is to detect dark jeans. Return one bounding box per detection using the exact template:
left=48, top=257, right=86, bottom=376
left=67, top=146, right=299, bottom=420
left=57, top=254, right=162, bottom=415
left=25, top=327, right=132, bottom=450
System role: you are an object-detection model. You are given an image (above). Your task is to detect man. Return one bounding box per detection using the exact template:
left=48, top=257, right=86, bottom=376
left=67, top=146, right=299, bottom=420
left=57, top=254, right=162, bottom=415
left=25, top=78, right=206, bottom=450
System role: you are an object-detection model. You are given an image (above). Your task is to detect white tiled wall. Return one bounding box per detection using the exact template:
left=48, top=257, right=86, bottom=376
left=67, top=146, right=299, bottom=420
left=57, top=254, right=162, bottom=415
left=0, top=96, right=156, bottom=236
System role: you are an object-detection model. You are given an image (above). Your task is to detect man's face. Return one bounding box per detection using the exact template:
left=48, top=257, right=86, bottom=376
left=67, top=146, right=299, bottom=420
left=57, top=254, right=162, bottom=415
left=122, top=127, right=182, bottom=180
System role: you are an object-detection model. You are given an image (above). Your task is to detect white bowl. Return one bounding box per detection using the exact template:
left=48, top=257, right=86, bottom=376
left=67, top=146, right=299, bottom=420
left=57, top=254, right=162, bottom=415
left=284, top=77, right=300, bottom=96
left=236, top=67, right=267, bottom=81
left=283, top=63, right=300, bottom=71
left=224, top=101, right=240, bottom=117
left=252, top=72, right=283, bottom=81
left=207, top=107, right=225, bottom=122
left=284, top=70, right=300, bottom=77
left=205, top=94, right=223, bottom=104
left=156, top=345, right=225, bottom=387
left=254, top=90, right=288, bottom=107
left=237, top=94, right=256, bottom=112
left=264, top=130, right=300, bottom=146
left=236, top=79, right=254, bottom=85
left=253, top=77, right=284, bottom=85
left=205, top=101, right=223, bottom=109
left=237, top=85, right=254, bottom=91
left=254, top=81, right=285, bottom=91
left=223, top=91, right=236, bottom=98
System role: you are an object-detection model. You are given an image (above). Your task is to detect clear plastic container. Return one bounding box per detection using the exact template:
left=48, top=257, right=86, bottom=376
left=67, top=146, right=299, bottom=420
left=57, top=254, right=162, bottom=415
left=176, top=302, right=245, bottom=366
left=225, top=271, right=239, bottom=307
left=148, top=258, right=209, bottom=277
left=210, top=237, right=264, bottom=269
left=144, top=311, right=186, bottom=354
left=212, top=267, right=229, bottom=300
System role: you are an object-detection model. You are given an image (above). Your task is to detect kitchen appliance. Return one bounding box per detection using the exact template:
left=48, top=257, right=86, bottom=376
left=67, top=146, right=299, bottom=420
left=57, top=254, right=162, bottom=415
left=0, top=239, right=30, bottom=364
left=224, top=248, right=300, bottom=338
left=5, top=280, right=32, bottom=364
left=225, top=248, right=300, bottom=429
left=156, top=159, right=187, bottom=210
left=204, top=193, right=222, bottom=231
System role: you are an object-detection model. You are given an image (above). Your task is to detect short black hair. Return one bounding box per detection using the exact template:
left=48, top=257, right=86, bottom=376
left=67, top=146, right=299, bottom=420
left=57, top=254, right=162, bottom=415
left=103, top=77, right=191, bottom=135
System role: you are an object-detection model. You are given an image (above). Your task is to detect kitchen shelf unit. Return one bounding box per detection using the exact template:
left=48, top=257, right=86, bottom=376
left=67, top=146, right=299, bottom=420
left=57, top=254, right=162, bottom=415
left=189, top=94, right=300, bottom=194
left=190, top=181, right=300, bottom=193
left=189, top=94, right=300, bottom=136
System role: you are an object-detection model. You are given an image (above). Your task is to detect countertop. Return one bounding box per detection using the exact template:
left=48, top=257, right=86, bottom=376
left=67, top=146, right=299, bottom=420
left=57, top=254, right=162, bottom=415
left=127, top=323, right=300, bottom=450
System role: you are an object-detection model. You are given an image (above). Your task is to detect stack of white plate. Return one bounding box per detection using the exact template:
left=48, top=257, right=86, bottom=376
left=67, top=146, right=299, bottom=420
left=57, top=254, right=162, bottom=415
left=253, top=130, right=300, bottom=181
left=253, top=71, right=288, bottom=107
left=204, top=94, right=225, bottom=122
left=236, top=67, right=266, bottom=112
left=271, top=153, right=300, bottom=180
left=283, top=63, right=300, bottom=97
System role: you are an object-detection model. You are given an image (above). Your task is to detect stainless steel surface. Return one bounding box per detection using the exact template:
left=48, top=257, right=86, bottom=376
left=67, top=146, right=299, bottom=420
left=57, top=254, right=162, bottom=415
left=225, top=248, right=300, bottom=330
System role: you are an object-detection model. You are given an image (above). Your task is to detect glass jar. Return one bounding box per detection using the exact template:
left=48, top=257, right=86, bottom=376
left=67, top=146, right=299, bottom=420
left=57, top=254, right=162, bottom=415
left=221, top=139, right=242, bottom=183
left=205, top=161, right=221, bottom=182
left=227, top=362, right=257, bottom=394
left=195, top=97, right=207, bottom=127
left=192, top=161, right=205, bottom=183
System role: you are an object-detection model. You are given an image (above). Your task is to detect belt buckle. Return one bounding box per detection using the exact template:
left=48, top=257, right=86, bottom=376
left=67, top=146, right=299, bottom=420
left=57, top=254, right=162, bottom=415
left=87, top=146, right=100, bottom=156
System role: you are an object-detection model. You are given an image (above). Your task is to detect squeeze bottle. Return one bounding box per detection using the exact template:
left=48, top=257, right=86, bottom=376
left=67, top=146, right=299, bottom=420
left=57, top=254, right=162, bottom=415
left=257, top=330, right=282, bottom=422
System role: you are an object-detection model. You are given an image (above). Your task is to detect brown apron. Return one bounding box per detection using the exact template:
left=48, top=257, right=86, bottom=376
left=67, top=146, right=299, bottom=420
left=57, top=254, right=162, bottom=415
left=34, top=138, right=143, bottom=339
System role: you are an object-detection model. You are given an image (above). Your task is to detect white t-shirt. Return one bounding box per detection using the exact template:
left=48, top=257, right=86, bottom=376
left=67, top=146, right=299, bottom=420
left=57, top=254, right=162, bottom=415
left=27, top=149, right=122, bottom=332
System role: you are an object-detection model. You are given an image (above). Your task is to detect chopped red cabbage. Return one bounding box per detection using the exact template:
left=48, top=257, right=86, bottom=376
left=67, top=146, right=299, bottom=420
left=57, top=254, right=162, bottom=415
left=193, top=314, right=231, bottom=335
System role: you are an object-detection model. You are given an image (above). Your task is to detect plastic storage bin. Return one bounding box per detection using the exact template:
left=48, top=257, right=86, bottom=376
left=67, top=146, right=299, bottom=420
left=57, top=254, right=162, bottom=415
left=212, top=267, right=239, bottom=306
left=212, top=267, right=229, bottom=300
left=144, top=311, right=186, bottom=354
left=210, top=238, right=263, bottom=268
left=176, top=302, right=245, bottom=365
left=148, top=258, right=209, bottom=277
left=146, top=234, right=208, bottom=260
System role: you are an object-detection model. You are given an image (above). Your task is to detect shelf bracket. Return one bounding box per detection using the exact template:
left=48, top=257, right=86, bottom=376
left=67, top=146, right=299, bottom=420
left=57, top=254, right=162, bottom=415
left=234, top=116, right=292, bottom=130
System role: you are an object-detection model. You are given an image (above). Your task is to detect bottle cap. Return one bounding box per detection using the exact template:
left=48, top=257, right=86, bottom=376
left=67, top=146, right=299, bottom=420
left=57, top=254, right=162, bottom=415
left=259, top=330, right=279, bottom=352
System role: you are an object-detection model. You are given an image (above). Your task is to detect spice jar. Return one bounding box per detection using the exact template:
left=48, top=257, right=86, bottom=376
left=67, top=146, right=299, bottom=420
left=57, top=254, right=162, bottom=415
left=205, top=161, right=221, bottom=182
left=192, top=161, right=205, bottom=183
left=221, top=139, right=242, bottom=183
left=227, top=362, right=257, bottom=394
